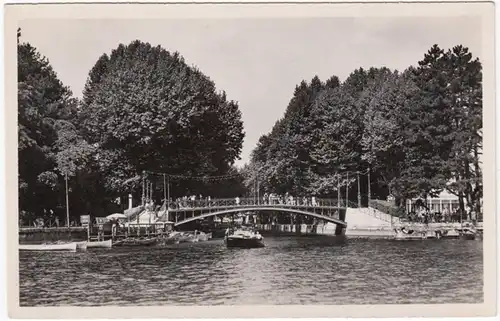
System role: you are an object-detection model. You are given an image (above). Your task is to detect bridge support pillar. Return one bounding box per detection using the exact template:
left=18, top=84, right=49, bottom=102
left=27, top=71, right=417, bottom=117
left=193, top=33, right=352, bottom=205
left=335, top=209, right=347, bottom=236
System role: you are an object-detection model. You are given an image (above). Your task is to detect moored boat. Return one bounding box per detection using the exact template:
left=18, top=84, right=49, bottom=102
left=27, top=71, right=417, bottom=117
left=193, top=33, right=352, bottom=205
left=113, top=237, right=157, bottom=247
left=76, top=241, right=88, bottom=251
left=457, top=223, right=477, bottom=240
left=87, top=239, right=113, bottom=248
left=224, top=226, right=265, bottom=248
left=457, top=227, right=476, bottom=240
left=196, top=231, right=212, bottom=242
left=393, top=228, right=427, bottom=241
left=19, top=242, right=77, bottom=252
left=434, top=229, right=460, bottom=239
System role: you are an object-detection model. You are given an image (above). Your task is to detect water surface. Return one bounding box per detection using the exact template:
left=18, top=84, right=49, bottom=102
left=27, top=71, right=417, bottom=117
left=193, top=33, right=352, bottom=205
left=19, top=236, right=483, bottom=306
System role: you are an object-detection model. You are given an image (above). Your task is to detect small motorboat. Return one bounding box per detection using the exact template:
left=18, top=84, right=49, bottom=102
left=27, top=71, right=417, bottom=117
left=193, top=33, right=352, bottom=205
left=456, top=223, right=477, bottom=240
left=224, top=226, right=265, bottom=248
left=196, top=231, right=212, bottom=242
left=113, top=237, right=157, bottom=247
left=19, top=242, right=77, bottom=252
left=457, top=227, right=477, bottom=240
left=393, top=228, right=427, bottom=241
left=87, top=239, right=113, bottom=248
left=434, top=229, right=459, bottom=239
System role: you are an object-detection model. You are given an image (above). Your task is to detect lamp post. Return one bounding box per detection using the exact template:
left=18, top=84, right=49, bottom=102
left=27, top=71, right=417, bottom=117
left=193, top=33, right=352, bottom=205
left=257, top=176, right=260, bottom=206
left=346, top=172, right=349, bottom=207
left=337, top=174, right=341, bottom=207
left=253, top=175, right=256, bottom=204
left=357, top=171, right=361, bottom=208
left=368, top=167, right=371, bottom=205
left=142, top=172, right=145, bottom=206
left=255, top=166, right=261, bottom=205
left=163, top=174, right=167, bottom=203
left=65, top=172, right=70, bottom=228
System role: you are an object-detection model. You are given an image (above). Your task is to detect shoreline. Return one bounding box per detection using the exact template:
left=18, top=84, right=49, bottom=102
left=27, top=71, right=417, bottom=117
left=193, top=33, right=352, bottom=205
left=18, top=220, right=482, bottom=244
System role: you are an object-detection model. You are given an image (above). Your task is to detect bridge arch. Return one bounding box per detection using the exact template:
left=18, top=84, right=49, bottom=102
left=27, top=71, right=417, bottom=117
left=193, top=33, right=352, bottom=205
left=173, top=207, right=347, bottom=227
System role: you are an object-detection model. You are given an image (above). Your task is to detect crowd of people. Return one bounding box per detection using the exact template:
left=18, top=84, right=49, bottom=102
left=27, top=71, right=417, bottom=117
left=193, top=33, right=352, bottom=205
left=158, top=193, right=331, bottom=210
left=260, top=193, right=320, bottom=206
left=19, top=209, right=78, bottom=228
left=405, top=207, right=478, bottom=224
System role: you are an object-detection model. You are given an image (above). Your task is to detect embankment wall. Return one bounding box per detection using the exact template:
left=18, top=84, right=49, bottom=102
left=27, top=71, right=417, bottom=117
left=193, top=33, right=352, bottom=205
left=19, top=227, right=88, bottom=244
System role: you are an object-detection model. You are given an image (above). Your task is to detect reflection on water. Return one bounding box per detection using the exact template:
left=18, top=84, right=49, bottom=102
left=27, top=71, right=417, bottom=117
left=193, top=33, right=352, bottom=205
left=19, top=236, right=483, bottom=306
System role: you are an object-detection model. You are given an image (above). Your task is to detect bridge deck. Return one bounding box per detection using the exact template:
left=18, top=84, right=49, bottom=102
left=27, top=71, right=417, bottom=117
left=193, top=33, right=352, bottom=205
left=165, top=197, right=353, bottom=213
left=168, top=203, right=346, bottom=213
left=168, top=207, right=347, bottom=227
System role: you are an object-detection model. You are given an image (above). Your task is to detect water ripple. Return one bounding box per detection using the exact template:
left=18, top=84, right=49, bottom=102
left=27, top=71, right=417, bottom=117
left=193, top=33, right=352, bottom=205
left=19, top=237, right=483, bottom=306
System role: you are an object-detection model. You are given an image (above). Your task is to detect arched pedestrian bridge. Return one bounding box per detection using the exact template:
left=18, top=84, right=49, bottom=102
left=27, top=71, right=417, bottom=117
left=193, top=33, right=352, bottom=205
left=157, top=198, right=353, bottom=235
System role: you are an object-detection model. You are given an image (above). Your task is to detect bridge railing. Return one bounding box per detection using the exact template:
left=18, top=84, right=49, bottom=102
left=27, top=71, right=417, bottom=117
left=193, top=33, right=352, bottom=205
left=168, top=197, right=351, bottom=210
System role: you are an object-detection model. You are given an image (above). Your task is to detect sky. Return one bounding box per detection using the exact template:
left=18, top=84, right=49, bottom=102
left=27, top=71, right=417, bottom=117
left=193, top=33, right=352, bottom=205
left=19, top=17, right=482, bottom=167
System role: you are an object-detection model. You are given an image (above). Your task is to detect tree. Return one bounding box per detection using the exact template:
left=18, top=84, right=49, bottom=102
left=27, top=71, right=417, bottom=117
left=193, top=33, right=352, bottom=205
left=395, top=45, right=456, bottom=202
left=247, top=44, right=483, bottom=217
left=81, top=53, right=109, bottom=108
left=248, top=76, right=328, bottom=196
left=443, top=45, right=483, bottom=215
left=307, top=68, right=389, bottom=199
left=79, top=40, right=245, bottom=197
left=361, top=69, right=418, bottom=204
left=308, top=86, right=356, bottom=195
left=18, top=38, right=79, bottom=223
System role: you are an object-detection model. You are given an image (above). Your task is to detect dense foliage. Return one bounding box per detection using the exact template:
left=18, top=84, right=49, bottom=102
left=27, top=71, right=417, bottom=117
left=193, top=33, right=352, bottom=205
left=79, top=40, right=245, bottom=197
left=18, top=34, right=482, bottom=223
left=18, top=37, right=245, bottom=224
left=247, top=44, right=483, bottom=215
left=18, top=39, right=85, bottom=224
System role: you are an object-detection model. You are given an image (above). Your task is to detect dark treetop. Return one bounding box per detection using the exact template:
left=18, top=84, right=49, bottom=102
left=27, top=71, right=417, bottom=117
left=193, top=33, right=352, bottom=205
left=244, top=44, right=482, bottom=216
left=18, top=37, right=246, bottom=221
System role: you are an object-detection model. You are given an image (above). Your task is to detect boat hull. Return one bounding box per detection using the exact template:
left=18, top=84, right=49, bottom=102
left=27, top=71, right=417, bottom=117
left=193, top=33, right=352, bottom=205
left=457, top=227, right=477, bottom=240
left=19, top=243, right=77, bottom=252
left=87, top=239, right=113, bottom=248
left=76, top=241, right=88, bottom=251
left=225, top=237, right=265, bottom=248
left=394, top=234, right=426, bottom=241
left=393, top=230, right=428, bottom=241
left=459, top=233, right=476, bottom=240
left=113, top=238, right=157, bottom=247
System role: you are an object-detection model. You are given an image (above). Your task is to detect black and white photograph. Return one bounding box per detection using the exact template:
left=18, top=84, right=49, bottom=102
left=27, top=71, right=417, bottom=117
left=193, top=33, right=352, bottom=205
left=4, top=1, right=497, bottom=318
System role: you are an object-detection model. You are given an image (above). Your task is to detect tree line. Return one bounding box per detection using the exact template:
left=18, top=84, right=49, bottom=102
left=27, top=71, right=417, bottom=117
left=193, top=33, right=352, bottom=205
left=243, top=44, right=482, bottom=216
left=18, top=32, right=246, bottom=224
left=17, top=32, right=482, bottom=224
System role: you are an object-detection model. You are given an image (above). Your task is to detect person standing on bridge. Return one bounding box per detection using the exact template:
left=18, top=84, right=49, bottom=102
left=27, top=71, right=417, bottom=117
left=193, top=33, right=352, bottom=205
left=235, top=196, right=240, bottom=206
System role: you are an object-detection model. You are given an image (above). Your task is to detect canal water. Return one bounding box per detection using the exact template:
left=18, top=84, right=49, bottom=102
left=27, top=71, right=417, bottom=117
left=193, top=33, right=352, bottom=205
left=19, top=236, right=483, bottom=306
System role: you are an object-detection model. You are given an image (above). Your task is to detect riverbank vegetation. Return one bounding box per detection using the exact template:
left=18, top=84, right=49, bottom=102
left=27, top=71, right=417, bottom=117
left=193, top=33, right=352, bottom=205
left=18, top=32, right=246, bottom=223
left=244, top=44, right=482, bottom=216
